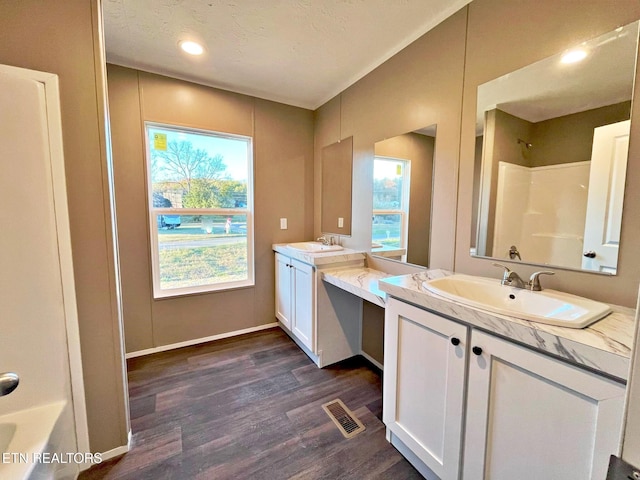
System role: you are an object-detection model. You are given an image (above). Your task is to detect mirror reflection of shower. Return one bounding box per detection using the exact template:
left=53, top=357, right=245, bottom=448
left=493, top=160, right=590, bottom=269
left=508, top=245, right=521, bottom=260
left=517, top=138, right=532, bottom=149
left=472, top=20, right=638, bottom=274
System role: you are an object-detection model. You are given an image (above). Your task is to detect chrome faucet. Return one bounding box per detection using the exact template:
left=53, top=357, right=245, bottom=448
left=317, top=235, right=330, bottom=245
left=528, top=270, right=555, bottom=291
left=493, top=263, right=555, bottom=291
left=493, top=263, right=527, bottom=288
left=0, top=372, right=19, bottom=397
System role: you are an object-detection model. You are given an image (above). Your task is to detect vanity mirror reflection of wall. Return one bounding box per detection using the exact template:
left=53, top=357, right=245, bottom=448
left=472, top=21, right=638, bottom=274
left=321, top=136, right=353, bottom=236
left=372, top=125, right=436, bottom=267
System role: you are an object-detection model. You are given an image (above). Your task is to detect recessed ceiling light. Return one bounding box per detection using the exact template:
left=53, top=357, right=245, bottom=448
left=179, top=40, right=204, bottom=56
left=560, top=49, right=587, bottom=64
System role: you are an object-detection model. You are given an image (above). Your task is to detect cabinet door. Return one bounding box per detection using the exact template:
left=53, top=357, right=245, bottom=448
left=383, top=298, right=468, bottom=480
left=274, top=253, right=292, bottom=330
left=463, top=330, right=625, bottom=480
left=291, top=259, right=315, bottom=352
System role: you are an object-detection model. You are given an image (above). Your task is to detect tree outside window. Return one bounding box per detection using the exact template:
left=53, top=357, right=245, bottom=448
left=146, top=124, right=254, bottom=297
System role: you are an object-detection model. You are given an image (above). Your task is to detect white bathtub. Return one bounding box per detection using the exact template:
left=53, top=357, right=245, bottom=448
left=0, top=401, right=65, bottom=480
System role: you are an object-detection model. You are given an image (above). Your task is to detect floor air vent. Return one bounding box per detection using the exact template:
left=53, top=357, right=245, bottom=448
left=322, top=399, right=365, bottom=439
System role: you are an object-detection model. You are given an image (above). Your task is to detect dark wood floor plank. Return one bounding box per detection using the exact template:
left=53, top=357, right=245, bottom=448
left=79, top=327, right=422, bottom=479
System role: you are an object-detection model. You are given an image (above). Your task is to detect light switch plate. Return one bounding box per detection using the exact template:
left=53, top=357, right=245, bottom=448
left=338, top=217, right=344, bottom=228
left=280, top=218, right=287, bottom=230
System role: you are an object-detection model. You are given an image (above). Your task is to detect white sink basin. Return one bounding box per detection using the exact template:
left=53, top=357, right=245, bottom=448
left=287, top=242, right=344, bottom=253
left=423, top=274, right=611, bottom=328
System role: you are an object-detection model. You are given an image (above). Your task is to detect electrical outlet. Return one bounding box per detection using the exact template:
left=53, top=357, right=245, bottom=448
left=338, top=217, right=344, bottom=228
left=280, top=218, right=287, bottom=230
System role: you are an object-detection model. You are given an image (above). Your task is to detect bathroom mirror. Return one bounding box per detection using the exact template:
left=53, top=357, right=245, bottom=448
left=371, top=125, right=436, bottom=267
left=472, top=21, right=638, bottom=274
left=321, top=136, right=353, bottom=236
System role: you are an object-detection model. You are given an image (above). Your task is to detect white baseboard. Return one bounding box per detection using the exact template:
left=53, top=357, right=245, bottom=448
left=278, top=322, right=320, bottom=366
left=360, top=350, right=384, bottom=371
left=78, top=429, right=131, bottom=472
left=100, top=432, right=131, bottom=462
left=125, top=323, right=279, bottom=359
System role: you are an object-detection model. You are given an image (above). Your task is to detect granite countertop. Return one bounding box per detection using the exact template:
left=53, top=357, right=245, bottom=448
left=273, top=243, right=366, bottom=266
left=379, top=270, right=636, bottom=381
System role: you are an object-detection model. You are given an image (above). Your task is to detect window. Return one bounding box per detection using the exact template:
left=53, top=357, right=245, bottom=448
left=145, top=123, right=254, bottom=297
left=372, top=156, right=410, bottom=249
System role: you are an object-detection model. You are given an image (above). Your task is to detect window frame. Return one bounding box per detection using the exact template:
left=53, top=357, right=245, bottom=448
left=372, top=155, right=411, bottom=250
left=144, top=122, right=255, bottom=298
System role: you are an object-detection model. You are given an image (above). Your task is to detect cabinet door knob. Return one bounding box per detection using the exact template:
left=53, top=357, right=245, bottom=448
left=450, top=337, right=460, bottom=346
left=472, top=346, right=483, bottom=356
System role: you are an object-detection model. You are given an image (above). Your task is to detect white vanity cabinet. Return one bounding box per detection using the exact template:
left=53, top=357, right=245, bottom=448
left=274, top=245, right=367, bottom=367
left=383, top=297, right=468, bottom=480
left=275, top=252, right=315, bottom=352
left=463, top=329, right=625, bottom=480
left=383, top=296, right=626, bottom=480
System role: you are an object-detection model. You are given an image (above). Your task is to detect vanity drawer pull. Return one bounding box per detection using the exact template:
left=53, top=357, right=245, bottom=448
left=450, top=337, right=461, bottom=346
left=472, top=346, right=483, bottom=356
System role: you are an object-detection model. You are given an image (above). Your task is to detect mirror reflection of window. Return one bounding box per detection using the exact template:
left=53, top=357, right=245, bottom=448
left=372, top=126, right=435, bottom=267
left=372, top=157, right=410, bottom=253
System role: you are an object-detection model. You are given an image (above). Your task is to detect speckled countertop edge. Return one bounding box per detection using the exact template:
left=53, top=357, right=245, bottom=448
left=273, top=243, right=366, bottom=266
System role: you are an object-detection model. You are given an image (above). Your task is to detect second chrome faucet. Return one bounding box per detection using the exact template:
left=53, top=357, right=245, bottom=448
left=317, top=235, right=341, bottom=246
left=493, top=263, right=554, bottom=291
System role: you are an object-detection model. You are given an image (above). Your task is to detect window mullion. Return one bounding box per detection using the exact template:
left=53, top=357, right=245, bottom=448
left=152, top=208, right=248, bottom=216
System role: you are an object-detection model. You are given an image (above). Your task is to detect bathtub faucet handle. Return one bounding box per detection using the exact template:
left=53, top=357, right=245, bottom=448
left=0, top=372, right=19, bottom=397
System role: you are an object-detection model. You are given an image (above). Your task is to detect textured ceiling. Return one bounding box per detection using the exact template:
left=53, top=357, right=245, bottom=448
left=103, top=0, right=471, bottom=109
left=476, top=21, right=638, bottom=130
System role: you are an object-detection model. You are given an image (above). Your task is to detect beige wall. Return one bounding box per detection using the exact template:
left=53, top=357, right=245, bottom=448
left=315, top=8, right=467, bottom=272
left=375, top=132, right=434, bottom=266
left=0, top=1, right=128, bottom=453
left=530, top=101, right=631, bottom=166
left=107, top=66, right=314, bottom=353
left=361, top=301, right=385, bottom=365
left=481, top=109, right=532, bottom=254
left=487, top=109, right=533, bottom=168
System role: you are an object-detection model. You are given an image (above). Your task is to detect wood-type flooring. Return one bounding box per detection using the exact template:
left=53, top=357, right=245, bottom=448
left=79, top=327, right=422, bottom=479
